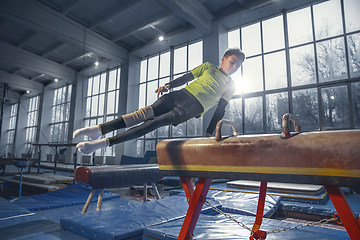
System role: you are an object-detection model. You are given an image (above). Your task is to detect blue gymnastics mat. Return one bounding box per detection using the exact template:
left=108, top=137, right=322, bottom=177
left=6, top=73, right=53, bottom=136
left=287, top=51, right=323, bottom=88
left=16, top=231, right=89, bottom=240
left=0, top=197, right=63, bottom=239
left=60, top=195, right=221, bottom=240
left=12, top=183, right=120, bottom=211
left=280, top=193, right=360, bottom=217
left=0, top=197, right=48, bottom=229
left=171, top=189, right=281, bottom=218
left=210, top=182, right=329, bottom=204
left=143, top=214, right=350, bottom=240
left=0, top=197, right=90, bottom=240
left=36, top=198, right=141, bottom=223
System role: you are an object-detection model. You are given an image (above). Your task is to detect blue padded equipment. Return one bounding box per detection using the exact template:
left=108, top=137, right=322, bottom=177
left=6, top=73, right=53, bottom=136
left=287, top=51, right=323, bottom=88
left=170, top=189, right=280, bottom=218
left=0, top=197, right=48, bottom=229
left=280, top=193, right=360, bottom=217
left=0, top=198, right=63, bottom=239
left=11, top=183, right=120, bottom=211
left=37, top=198, right=140, bottom=224
left=60, top=195, right=221, bottom=240
left=144, top=214, right=350, bottom=240
left=212, top=182, right=329, bottom=204
left=144, top=151, right=157, bottom=158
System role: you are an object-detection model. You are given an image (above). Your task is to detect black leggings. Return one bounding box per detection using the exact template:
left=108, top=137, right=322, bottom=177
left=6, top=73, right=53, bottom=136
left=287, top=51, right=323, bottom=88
left=101, top=89, right=203, bottom=146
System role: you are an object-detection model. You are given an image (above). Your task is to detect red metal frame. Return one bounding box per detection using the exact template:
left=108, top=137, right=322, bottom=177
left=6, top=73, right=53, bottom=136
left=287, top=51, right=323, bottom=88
left=177, top=179, right=360, bottom=240
left=325, top=186, right=360, bottom=240
left=178, top=177, right=212, bottom=240
left=180, top=177, right=195, bottom=200
left=252, top=182, right=268, bottom=233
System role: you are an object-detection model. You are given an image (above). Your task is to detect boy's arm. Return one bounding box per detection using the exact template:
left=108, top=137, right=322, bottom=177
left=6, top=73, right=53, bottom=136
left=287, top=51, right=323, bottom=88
left=155, top=72, right=194, bottom=95
left=166, top=62, right=209, bottom=90
left=168, top=72, right=194, bottom=89
left=205, top=98, right=228, bottom=136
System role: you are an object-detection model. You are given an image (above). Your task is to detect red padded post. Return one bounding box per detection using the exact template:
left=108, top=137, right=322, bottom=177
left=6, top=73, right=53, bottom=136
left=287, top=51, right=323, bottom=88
left=252, top=181, right=268, bottom=233
left=180, top=177, right=195, bottom=203
left=178, top=177, right=212, bottom=240
left=325, top=186, right=360, bottom=240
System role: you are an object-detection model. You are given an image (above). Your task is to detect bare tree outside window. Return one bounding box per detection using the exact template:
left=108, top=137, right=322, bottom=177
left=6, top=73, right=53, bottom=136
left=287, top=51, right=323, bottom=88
left=348, top=33, right=360, bottom=78
left=292, top=89, right=319, bottom=131
left=245, top=96, right=263, bottom=133
left=352, top=82, right=360, bottom=128
left=229, top=98, right=243, bottom=134
left=290, top=44, right=316, bottom=86
left=321, top=86, right=350, bottom=128
left=317, top=37, right=347, bottom=82
left=266, top=92, right=288, bottom=132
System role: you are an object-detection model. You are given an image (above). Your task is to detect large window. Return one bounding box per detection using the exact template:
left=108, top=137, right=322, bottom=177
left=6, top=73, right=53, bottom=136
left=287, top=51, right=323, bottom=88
left=25, top=96, right=39, bottom=153
left=50, top=85, right=72, bottom=143
left=84, top=67, right=121, bottom=156
left=6, top=103, right=18, bottom=156
left=137, top=40, right=203, bottom=156
left=228, top=0, right=360, bottom=133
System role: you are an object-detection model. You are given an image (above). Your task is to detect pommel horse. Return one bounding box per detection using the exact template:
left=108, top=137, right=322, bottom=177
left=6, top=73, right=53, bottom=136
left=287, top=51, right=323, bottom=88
left=156, top=114, right=360, bottom=240
left=74, top=164, right=163, bottom=213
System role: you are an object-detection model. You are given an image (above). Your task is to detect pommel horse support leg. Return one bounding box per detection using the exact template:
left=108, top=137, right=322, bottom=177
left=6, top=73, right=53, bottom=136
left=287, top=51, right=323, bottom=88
left=156, top=118, right=360, bottom=240
left=74, top=164, right=164, bottom=213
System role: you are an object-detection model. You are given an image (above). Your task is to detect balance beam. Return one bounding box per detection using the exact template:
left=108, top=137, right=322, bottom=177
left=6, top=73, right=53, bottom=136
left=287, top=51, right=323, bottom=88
left=74, top=164, right=163, bottom=213
left=156, top=118, right=360, bottom=240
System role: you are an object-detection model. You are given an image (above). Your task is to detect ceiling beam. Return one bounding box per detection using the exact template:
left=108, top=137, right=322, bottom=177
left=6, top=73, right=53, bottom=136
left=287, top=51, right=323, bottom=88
left=0, top=19, right=5, bottom=28
left=89, top=0, right=143, bottom=29
left=61, top=0, right=82, bottom=15
left=17, top=32, right=38, bottom=48
left=0, top=0, right=128, bottom=64
left=30, top=73, right=45, bottom=81
left=156, top=0, right=214, bottom=35
left=41, top=42, right=65, bottom=57
left=131, top=33, right=147, bottom=43
left=62, top=52, right=91, bottom=66
left=0, top=69, right=44, bottom=93
left=0, top=41, right=77, bottom=83
left=131, top=26, right=199, bottom=57
left=112, top=12, right=172, bottom=42
left=11, top=68, right=24, bottom=75
left=79, top=58, right=110, bottom=73
left=236, top=0, right=279, bottom=11
left=149, top=24, right=166, bottom=37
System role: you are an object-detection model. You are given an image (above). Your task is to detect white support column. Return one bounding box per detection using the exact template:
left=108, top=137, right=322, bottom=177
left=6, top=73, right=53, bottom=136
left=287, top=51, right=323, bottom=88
left=123, top=54, right=141, bottom=157
left=202, top=21, right=229, bottom=135
left=0, top=102, right=12, bottom=154
left=14, top=95, right=29, bottom=157
left=38, top=86, right=55, bottom=158
left=72, top=73, right=88, bottom=165
left=66, top=82, right=77, bottom=163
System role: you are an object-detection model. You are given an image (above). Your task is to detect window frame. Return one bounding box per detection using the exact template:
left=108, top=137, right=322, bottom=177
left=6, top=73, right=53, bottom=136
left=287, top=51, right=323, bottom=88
left=227, top=0, right=360, bottom=133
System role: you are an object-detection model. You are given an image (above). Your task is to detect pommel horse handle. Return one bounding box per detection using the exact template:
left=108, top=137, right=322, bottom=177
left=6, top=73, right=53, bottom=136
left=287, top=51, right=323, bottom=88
left=281, top=113, right=301, bottom=138
left=215, top=119, right=239, bottom=141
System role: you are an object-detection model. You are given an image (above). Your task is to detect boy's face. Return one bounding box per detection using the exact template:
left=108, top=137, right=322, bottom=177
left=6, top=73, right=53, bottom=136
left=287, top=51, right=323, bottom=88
left=220, top=55, right=243, bottom=75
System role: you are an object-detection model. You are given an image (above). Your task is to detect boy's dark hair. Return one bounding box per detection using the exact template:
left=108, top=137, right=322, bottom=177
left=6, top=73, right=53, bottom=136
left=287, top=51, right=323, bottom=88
left=223, top=48, right=245, bottom=62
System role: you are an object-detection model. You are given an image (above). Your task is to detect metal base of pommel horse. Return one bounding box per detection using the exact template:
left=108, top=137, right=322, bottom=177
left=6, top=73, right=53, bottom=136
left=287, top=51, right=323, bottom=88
left=156, top=115, right=360, bottom=240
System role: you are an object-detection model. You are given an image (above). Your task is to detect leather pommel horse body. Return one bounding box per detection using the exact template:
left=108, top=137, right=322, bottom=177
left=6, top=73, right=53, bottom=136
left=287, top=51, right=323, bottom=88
left=156, top=118, right=360, bottom=240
